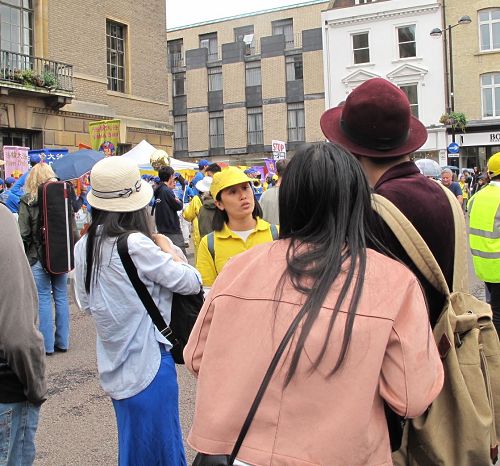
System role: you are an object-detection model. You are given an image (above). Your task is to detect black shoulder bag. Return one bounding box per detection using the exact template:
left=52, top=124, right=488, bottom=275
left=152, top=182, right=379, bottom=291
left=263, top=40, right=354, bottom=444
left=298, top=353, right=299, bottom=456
left=117, top=233, right=204, bottom=364
left=193, top=299, right=310, bottom=466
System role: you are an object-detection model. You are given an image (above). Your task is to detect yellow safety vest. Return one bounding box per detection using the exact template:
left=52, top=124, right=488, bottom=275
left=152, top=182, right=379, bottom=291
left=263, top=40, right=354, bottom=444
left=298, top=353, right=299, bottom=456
left=468, top=183, right=500, bottom=282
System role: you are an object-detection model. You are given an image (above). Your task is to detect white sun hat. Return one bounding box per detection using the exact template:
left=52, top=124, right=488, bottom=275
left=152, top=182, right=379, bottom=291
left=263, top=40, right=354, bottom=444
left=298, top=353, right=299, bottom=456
left=195, top=176, right=213, bottom=194
left=87, top=156, right=153, bottom=212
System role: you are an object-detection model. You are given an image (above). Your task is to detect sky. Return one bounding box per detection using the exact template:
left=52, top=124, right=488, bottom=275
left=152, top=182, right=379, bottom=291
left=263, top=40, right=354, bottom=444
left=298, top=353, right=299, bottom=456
left=167, top=0, right=315, bottom=29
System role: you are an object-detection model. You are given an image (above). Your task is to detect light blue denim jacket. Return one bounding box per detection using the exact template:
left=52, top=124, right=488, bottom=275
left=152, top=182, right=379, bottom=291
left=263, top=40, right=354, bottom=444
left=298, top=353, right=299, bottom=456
left=74, top=232, right=201, bottom=399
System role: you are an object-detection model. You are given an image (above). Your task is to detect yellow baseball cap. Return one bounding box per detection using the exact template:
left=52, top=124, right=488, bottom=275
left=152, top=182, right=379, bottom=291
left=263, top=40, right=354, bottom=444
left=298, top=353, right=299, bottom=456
left=210, top=166, right=253, bottom=199
left=487, top=152, right=500, bottom=178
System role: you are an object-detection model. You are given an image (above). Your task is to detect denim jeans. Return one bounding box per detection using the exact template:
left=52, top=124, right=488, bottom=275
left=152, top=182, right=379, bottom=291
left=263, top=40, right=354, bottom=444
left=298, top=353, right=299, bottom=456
left=0, top=401, right=40, bottom=466
left=31, top=261, right=70, bottom=353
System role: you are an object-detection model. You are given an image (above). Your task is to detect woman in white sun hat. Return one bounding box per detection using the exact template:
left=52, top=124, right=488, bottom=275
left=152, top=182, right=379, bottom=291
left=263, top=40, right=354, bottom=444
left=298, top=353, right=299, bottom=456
left=73, top=156, right=201, bottom=466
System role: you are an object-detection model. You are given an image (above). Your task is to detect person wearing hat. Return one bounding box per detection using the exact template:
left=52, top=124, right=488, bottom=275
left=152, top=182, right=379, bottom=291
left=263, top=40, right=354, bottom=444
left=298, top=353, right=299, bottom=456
left=191, top=159, right=210, bottom=196
left=73, top=156, right=201, bottom=466
left=0, top=176, right=15, bottom=204
left=195, top=167, right=278, bottom=287
left=5, top=153, right=42, bottom=215
left=467, top=153, right=500, bottom=333
left=321, top=78, right=456, bottom=329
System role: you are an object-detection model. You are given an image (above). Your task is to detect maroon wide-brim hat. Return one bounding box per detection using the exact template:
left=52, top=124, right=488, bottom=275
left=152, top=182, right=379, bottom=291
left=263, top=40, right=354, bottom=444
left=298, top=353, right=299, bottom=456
left=320, top=78, right=428, bottom=158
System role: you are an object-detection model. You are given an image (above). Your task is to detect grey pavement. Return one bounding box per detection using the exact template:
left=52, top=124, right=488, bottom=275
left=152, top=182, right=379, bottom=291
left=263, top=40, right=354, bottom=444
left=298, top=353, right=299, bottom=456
left=33, top=239, right=486, bottom=465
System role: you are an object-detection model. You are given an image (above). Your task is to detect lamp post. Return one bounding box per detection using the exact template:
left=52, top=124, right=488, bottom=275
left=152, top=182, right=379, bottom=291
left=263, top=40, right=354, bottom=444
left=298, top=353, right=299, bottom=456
left=431, top=15, right=471, bottom=166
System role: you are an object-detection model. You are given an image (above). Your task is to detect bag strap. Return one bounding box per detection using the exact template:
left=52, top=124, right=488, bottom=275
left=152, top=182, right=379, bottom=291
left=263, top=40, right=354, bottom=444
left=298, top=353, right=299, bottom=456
left=270, top=224, right=279, bottom=241
left=372, top=194, right=450, bottom=296
left=116, top=233, right=174, bottom=341
left=433, top=181, right=469, bottom=293
left=228, top=300, right=309, bottom=464
left=207, top=232, right=215, bottom=262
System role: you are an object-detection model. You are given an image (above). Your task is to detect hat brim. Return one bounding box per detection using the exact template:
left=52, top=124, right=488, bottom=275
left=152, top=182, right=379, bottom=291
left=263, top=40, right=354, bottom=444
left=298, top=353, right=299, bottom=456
left=320, top=106, right=428, bottom=158
left=87, top=179, right=153, bottom=212
left=195, top=177, right=212, bottom=193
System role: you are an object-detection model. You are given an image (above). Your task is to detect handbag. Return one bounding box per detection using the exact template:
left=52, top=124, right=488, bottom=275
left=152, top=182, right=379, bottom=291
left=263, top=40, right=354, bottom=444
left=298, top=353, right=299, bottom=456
left=193, top=294, right=312, bottom=466
left=117, top=233, right=204, bottom=364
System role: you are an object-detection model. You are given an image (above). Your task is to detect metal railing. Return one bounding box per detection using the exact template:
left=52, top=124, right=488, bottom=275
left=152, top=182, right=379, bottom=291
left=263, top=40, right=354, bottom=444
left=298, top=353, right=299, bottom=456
left=285, top=33, right=303, bottom=50
left=248, top=130, right=263, bottom=146
left=0, top=49, right=73, bottom=92
left=244, top=40, right=260, bottom=57
left=207, top=46, right=222, bottom=63
left=168, top=52, right=184, bottom=69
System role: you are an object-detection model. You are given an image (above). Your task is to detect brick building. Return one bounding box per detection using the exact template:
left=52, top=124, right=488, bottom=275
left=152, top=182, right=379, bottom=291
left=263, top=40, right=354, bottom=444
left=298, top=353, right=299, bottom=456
left=167, top=0, right=328, bottom=163
left=0, top=0, right=171, bottom=158
left=444, top=0, right=500, bottom=169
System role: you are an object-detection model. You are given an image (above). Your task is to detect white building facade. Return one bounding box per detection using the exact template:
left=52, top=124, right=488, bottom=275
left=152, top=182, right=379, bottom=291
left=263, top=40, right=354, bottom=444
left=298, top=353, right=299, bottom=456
left=322, top=0, right=448, bottom=161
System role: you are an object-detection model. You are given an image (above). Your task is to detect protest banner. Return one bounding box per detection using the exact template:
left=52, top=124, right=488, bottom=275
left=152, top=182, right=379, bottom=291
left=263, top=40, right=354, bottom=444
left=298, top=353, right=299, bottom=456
left=89, top=119, right=120, bottom=156
left=3, top=146, right=29, bottom=179
left=272, top=140, right=286, bottom=160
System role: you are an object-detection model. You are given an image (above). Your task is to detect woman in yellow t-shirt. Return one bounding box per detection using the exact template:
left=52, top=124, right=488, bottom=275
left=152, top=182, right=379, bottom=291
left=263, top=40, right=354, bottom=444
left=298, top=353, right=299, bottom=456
left=196, top=167, right=278, bottom=287
left=459, top=174, right=469, bottom=212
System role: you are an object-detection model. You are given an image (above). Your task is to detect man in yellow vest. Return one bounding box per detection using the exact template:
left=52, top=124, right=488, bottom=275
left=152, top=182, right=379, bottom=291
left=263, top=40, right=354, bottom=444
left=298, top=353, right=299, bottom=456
left=468, top=152, right=500, bottom=333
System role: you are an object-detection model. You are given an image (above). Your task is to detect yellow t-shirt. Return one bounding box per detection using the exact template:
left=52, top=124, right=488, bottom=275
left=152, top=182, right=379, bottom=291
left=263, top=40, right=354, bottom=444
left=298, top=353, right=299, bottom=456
left=196, top=217, right=278, bottom=286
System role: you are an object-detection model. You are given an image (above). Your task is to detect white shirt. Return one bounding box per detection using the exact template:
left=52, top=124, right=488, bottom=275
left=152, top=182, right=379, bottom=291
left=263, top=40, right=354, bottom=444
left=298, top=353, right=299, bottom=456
left=74, top=232, right=201, bottom=399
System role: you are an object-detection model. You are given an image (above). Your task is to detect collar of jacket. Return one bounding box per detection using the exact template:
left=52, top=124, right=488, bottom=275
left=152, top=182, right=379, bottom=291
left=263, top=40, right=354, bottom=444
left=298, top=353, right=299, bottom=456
left=216, top=217, right=270, bottom=239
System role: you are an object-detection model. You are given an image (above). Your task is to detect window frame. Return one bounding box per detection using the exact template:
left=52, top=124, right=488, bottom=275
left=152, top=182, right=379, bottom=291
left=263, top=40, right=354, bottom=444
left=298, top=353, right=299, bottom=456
left=209, top=111, right=224, bottom=149
left=398, top=83, right=419, bottom=119
left=397, top=24, right=417, bottom=59
left=286, top=54, right=303, bottom=82
left=247, top=107, right=263, bottom=146
left=208, top=66, right=223, bottom=92
left=245, top=61, right=261, bottom=87
left=0, top=0, right=33, bottom=56
left=481, top=73, right=500, bottom=118
left=174, top=116, right=188, bottom=152
left=199, top=32, right=218, bottom=62
left=352, top=31, right=370, bottom=65
left=106, top=19, right=127, bottom=93
left=272, top=18, right=294, bottom=49
left=172, top=72, right=185, bottom=97
left=479, top=8, right=500, bottom=52
left=287, top=102, right=305, bottom=143
left=167, top=39, right=184, bottom=68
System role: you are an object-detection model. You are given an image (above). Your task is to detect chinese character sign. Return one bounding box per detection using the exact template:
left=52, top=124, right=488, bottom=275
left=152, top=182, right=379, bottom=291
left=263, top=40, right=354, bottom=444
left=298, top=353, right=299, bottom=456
left=272, top=140, right=286, bottom=160
left=89, top=119, right=120, bottom=156
left=3, top=146, right=29, bottom=178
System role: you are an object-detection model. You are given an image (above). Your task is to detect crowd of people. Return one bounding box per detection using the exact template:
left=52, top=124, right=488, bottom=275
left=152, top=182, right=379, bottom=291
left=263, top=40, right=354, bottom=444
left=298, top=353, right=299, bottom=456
left=1, top=77, right=499, bottom=466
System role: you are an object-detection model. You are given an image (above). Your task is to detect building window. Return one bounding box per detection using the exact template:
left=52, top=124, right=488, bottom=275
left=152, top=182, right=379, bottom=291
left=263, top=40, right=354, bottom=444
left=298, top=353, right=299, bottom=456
left=200, top=32, right=218, bottom=62
left=0, top=0, right=33, bottom=55
left=272, top=18, right=294, bottom=49
left=209, top=111, right=224, bottom=148
left=479, top=9, right=500, bottom=52
left=247, top=107, right=263, bottom=145
left=286, top=55, right=303, bottom=81
left=208, top=67, right=222, bottom=91
left=399, top=84, right=419, bottom=118
left=172, top=72, right=185, bottom=97
left=234, top=25, right=254, bottom=42
left=355, top=0, right=376, bottom=4
left=106, top=20, right=126, bottom=92
left=481, top=73, right=500, bottom=118
left=174, top=116, right=188, bottom=152
left=397, top=25, right=416, bottom=58
left=245, top=61, right=261, bottom=87
left=352, top=32, right=370, bottom=64
left=168, top=39, right=184, bottom=68
left=287, top=103, right=305, bottom=142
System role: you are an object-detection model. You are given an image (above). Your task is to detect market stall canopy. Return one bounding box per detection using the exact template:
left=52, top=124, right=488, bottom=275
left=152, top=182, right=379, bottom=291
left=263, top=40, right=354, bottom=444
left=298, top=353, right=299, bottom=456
left=122, top=140, right=197, bottom=171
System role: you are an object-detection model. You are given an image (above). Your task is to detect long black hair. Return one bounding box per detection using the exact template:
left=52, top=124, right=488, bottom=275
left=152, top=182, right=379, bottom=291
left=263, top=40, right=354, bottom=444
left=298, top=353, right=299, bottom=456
left=84, top=207, right=152, bottom=293
left=212, top=185, right=263, bottom=231
left=277, top=142, right=379, bottom=385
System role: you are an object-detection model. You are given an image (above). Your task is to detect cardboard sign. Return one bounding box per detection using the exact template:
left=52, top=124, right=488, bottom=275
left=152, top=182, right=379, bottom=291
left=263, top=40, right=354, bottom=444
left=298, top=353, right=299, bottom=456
left=3, top=146, right=29, bottom=179
left=272, top=140, right=286, bottom=160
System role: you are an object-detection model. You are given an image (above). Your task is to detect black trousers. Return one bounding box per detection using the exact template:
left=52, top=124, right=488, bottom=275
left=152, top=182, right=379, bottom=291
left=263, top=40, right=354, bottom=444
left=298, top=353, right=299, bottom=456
left=486, top=282, right=500, bottom=335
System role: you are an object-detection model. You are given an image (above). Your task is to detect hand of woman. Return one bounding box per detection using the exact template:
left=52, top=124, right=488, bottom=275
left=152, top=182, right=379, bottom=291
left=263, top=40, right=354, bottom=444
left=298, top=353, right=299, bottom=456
left=152, top=234, right=185, bottom=263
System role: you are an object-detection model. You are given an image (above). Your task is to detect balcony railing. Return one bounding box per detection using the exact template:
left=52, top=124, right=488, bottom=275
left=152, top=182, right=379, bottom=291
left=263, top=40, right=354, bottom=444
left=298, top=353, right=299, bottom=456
left=168, top=52, right=184, bottom=69
left=0, top=50, right=73, bottom=93
left=285, top=33, right=303, bottom=50
left=207, top=46, right=222, bottom=63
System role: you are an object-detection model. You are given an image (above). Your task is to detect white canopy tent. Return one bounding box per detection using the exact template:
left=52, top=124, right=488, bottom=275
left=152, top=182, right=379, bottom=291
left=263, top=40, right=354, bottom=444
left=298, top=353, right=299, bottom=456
left=122, top=139, right=197, bottom=171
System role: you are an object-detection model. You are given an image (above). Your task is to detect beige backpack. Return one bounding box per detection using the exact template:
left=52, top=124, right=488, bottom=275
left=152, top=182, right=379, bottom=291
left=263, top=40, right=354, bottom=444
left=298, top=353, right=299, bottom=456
left=372, top=184, right=500, bottom=466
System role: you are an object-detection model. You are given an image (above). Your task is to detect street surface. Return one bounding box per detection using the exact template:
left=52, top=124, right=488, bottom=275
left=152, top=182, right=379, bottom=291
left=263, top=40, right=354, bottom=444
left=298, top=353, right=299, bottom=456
left=34, top=242, right=485, bottom=465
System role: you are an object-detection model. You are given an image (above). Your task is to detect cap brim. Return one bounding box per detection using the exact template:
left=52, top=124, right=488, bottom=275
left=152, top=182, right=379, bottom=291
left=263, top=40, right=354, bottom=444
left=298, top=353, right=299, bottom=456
left=320, top=106, right=428, bottom=158
left=87, top=179, right=153, bottom=212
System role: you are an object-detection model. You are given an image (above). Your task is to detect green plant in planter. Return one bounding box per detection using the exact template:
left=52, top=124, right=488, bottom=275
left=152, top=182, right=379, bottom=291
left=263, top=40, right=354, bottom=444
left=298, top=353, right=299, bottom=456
left=20, top=69, right=36, bottom=86
left=12, top=69, right=23, bottom=83
left=439, top=112, right=468, bottom=132
left=42, top=71, right=58, bottom=89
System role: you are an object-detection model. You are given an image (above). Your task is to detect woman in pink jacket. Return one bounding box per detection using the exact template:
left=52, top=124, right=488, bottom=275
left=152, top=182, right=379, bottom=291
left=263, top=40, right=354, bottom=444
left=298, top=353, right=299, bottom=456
left=184, top=142, right=443, bottom=466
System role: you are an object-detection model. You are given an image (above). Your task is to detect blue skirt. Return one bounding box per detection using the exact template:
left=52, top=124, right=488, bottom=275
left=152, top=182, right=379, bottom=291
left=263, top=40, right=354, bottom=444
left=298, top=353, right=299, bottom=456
left=112, top=347, right=187, bottom=466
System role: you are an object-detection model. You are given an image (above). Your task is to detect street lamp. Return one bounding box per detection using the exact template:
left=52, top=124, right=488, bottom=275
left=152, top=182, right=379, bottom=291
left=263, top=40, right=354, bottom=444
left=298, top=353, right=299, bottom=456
left=430, top=15, right=471, bottom=164
left=430, top=15, right=471, bottom=116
